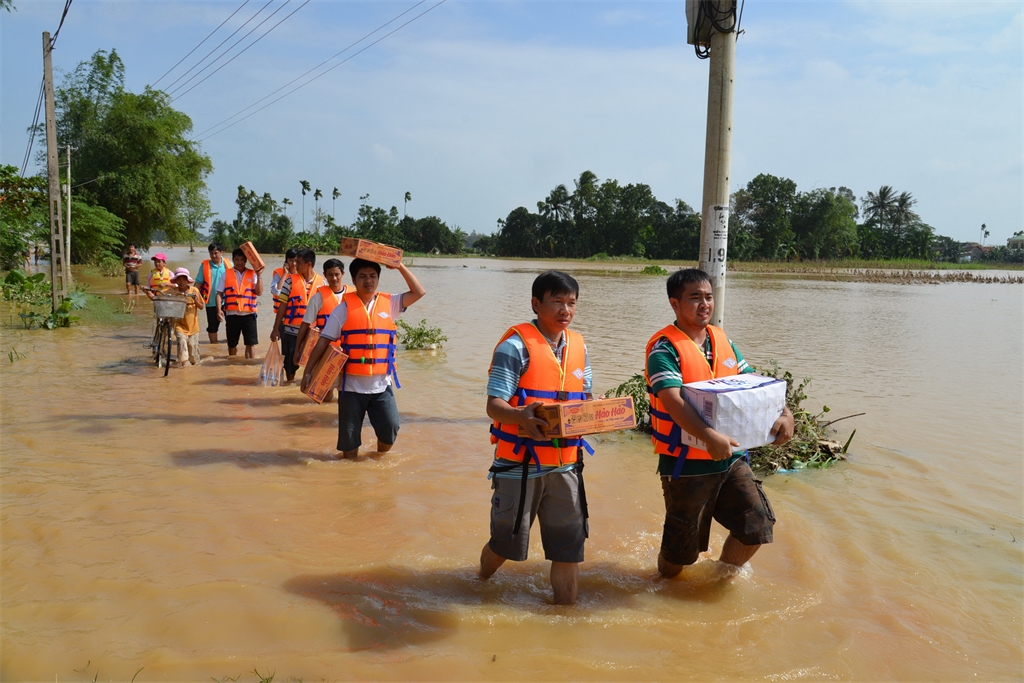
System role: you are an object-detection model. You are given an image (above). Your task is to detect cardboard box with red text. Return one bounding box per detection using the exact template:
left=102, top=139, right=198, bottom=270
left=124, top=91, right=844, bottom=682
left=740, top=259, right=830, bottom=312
left=239, top=241, right=265, bottom=271
left=298, top=327, right=320, bottom=367
left=303, top=345, right=348, bottom=403
left=518, top=397, right=637, bottom=438
left=339, top=238, right=403, bottom=268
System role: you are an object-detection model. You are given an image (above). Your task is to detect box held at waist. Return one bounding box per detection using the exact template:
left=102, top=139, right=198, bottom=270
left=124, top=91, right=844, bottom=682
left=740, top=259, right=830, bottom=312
left=680, top=374, right=787, bottom=451
left=297, top=327, right=320, bottom=367
left=339, top=238, right=403, bottom=267
left=517, top=397, right=637, bottom=438
left=303, top=345, right=348, bottom=403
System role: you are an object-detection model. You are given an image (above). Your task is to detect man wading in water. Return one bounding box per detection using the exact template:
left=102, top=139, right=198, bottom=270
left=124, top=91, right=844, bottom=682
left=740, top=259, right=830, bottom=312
left=478, top=271, right=594, bottom=605
left=301, top=258, right=425, bottom=459
left=645, top=268, right=794, bottom=577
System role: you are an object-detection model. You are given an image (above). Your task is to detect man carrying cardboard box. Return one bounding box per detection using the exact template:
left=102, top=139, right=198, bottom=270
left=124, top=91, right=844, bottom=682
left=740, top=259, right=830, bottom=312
left=216, top=248, right=265, bottom=358
left=270, top=248, right=326, bottom=383
left=645, top=268, right=794, bottom=578
left=300, top=257, right=425, bottom=458
left=478, top=271, right=595, bottom=606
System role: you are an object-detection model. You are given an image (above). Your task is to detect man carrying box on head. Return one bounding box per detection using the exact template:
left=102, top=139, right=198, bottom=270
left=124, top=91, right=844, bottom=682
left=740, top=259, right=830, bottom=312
left=645, top=268, right=794, bottom=578
left=216, top=247, right=265, bottom=359
left=270, top=248, right=299, bottom=317
left=300, top=257, right=425, bottom=458
left=270, top=248, right=326, bottom=383
left=478, top=271, right=594, bottom=606
left=195, top=243, right=227, bottom=345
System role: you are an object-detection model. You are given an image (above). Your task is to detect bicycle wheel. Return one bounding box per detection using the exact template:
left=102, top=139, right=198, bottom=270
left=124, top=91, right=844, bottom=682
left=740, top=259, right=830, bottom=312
left=153, top=320, right=164, bottom=365
left=164, top=320, right=173, bottom=376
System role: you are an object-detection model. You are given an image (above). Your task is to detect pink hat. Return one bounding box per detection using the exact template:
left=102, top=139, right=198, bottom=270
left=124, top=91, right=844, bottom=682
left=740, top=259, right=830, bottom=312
left=151, top=252, right=168, bottom=261
left=172, top=267, right=194, bottom=283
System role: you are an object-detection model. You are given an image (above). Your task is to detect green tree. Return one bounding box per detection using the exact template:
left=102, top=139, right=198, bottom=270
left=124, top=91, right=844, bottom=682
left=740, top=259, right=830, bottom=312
left=332, top=187, right=340, bottom=220
left=313, top=188, right=323, bottom=233
left=42, top=49, right=212, bottom=249
left=230, top=185, right=293, bottom=252
left=177, top=181, right=215, bottom=252
left=67, top=201, right=125, bottom=264
left=732, top=174, right=798, bottom=259
left=299, top=180, right=310, bottom=231
left=0, top=165, right=47, bottom=269
left=404, top=191, right=411, bottom=218
left=790, top=188, right=859, bottom=260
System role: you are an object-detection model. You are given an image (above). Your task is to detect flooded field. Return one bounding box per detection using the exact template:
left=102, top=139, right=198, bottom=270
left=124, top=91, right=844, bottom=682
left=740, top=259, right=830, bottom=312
left=1, top=249, right=1021, bottom=681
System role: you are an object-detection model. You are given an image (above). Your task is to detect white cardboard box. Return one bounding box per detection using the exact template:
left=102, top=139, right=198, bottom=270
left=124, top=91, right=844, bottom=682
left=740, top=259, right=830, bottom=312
left=681, top=374, right=787, bottom=451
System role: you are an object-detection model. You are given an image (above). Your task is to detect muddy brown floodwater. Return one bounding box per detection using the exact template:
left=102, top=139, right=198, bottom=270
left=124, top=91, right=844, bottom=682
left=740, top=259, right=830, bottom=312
left=2, top=249, right=1022, bottom=681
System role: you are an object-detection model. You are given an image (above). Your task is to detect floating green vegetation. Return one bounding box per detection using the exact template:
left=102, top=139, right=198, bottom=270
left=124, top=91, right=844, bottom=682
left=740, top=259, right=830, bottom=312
left=608, top=360, right=857, bottom=474
left=396, top=318, right=448, bottom=350
left=639, top=264, right=669, bottom=275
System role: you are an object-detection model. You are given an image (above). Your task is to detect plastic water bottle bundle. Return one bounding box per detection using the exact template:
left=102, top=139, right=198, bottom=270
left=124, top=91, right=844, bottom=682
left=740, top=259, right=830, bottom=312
left=259, top=341, right=284, bottom=387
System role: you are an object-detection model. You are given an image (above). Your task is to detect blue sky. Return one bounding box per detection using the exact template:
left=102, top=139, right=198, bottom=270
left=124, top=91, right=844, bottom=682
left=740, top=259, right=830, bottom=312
left=2, top=1, right=1021, bottom=244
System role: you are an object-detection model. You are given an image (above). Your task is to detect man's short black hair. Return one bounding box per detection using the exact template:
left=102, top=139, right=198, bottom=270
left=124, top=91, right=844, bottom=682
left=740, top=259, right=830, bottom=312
left=231, top=247, right=245, bottom=260
left=532, top=270, right=579, bottom=302
left=208, top=243, right=223, bottom=253
left=285, top=247, right=299, bottom=260
left=323, top=258, right=344, bottom=273
left=667, top=268, right=711, bottom=300
left=128, top=243, right=137, bottom=249
left=350, top=258, right=380, bottom=278
left=297, top=248, right=316, bottom=266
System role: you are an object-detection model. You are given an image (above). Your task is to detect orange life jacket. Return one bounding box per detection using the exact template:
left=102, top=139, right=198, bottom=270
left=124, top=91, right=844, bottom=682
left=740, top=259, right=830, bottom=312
left=198, top=260, right=213, bottom=301
left=644, top=323, right=739, bottom=471
left=271, top=267, right=285, bottom=314
left=280, top=273, right=325, bottom=329
left=314, top=284, right=352, bottom=329
left=488, top=323, right=594, bottom=469
left=223, top=267, right=257, bottom=314
left=338, top=291, right=399, bottom=387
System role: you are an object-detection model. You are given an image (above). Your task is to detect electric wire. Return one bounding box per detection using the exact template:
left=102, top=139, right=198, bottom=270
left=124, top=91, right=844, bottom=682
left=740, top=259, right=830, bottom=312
left=49, top=0, right=73, bottom=46
left=19, top=79, right=45, bottom=177
left=171, top=0, right=310, bottom=102
left=163, top=0, right=276, bottom=93
left=152, top=0, right=252, bottom=87
left=196, top=0, right=444, bottom=142
left=693, top=0, right=736, bottom=60
left=192, top=0, right=426, bottom=138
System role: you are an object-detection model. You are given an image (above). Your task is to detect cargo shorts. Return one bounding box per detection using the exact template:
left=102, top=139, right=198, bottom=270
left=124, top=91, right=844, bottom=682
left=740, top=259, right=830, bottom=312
left=660, top=458, right=775, bottom=566
left=488, top=469, right=587, bottom=564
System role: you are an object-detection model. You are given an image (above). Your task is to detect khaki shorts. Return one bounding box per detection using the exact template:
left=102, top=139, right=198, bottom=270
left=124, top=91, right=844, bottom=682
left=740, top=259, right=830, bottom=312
left=488, top=470, right=587, bottom=564
left=660, top=458, right=775, bottom=566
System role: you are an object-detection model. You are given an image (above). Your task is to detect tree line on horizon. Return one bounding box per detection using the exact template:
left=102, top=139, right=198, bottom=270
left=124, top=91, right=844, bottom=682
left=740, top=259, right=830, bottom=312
left=480, top=170, right=1021, bottom=264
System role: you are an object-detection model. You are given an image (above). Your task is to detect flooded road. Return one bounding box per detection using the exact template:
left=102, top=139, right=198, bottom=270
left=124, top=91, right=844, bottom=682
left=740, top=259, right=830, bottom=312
left=2, top=249, right=1021, bottom=681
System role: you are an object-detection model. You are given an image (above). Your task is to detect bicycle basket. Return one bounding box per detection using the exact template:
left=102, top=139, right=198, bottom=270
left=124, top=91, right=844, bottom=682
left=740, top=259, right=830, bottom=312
left=153, top=294, right=188, bottom=319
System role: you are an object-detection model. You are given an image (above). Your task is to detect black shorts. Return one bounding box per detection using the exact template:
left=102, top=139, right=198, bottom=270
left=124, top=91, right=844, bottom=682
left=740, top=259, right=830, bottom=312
left=337, top=386, right=400, bottom=452
left=225, top=313, right=258, bottom=348
left=125, top=270, right=139, bottom=286
left=205, top=307, right=221, bottom=334
left=660, top=458, right=775, bottom=566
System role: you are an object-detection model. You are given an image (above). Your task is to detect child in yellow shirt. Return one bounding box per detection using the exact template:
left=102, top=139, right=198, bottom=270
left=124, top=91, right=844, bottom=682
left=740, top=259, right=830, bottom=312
left=171, top=268, right=206, bottom=367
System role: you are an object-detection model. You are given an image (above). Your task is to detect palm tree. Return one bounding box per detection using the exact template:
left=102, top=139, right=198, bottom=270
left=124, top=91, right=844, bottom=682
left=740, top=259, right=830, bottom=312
left=981, top=223, right=989, bottom=245
left=300, top=180, right=311, bottom=231
left=862, top=185, right=896, bottom=224
left=313, top=188, right=323, bottom=234
left=332, top=187, right=340, bottom=220
left=404, top=191, right=412, bottom=218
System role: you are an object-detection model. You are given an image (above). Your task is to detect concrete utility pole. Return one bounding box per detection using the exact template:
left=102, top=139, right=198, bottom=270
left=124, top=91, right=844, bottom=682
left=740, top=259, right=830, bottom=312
left=42, top=31, right=68, bottom=310
left=696, top=0, right=737, bottom=329
left=65, top=144, right=72, bottom=282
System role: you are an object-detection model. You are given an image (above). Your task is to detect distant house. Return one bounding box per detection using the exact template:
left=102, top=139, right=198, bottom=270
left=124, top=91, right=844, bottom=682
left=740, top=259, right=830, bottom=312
left=1008, top=232, right=1024, bottom=251
left=961, top=243, right=993, bottom=262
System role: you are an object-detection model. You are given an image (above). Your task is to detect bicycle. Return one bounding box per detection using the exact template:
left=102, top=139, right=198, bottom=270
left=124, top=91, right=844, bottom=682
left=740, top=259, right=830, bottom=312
left=148, top=290, right=188, bottom=377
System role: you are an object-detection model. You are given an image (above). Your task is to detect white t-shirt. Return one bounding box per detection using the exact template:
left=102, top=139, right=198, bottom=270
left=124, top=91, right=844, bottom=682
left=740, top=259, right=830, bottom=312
left=216, top=269, right=259, bottom=316
left=321, top=292, right=406, bottom=394
left=302, top=289, right=346, bottom=327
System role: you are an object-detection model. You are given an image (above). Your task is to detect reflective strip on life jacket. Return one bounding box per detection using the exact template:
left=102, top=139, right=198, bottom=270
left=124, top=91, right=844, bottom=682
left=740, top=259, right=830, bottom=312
left=338, top=291, right=399, bottom=389
left=488, top=323, right=591, bottom=468
left=644, top=323, right=739, bottom=475
left=223, top=268, right=257, bottom=313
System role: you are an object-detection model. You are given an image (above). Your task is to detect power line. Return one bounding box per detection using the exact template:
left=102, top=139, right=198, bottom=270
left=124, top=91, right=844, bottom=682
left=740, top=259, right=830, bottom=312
left=49, top=0, right=73, bottom=46
left=171, top=0, right=311, bottom=102
left=152, top=0, right=253, bottom=87
left=196, top=0, right=444, bottom=142
left=20, top=79, right=45, bottom=177
left=193, top=0, right=426, bottom=137
left=167, top=0, right=302, bottom=99
left=163, top=0, right=276, bottom=93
